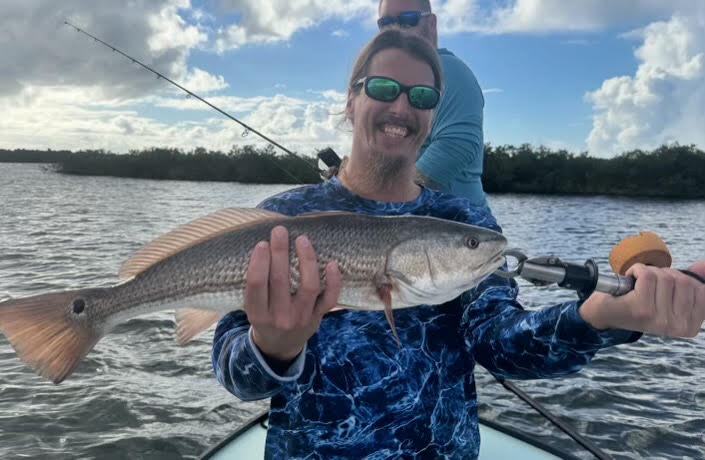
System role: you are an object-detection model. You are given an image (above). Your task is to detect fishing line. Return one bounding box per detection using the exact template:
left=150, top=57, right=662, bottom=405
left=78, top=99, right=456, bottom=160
left=64, top=20, right=317, bottom=184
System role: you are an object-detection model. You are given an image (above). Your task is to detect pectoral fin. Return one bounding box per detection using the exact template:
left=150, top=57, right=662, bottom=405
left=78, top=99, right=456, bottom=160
left=375, top=275, right=400, bottom=347
left=175, top=308, right=223, bottom=344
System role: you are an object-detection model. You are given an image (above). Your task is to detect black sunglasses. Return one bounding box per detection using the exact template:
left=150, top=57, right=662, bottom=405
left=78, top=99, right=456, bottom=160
left=377, top=11, right=431, bottom=29
left=353, top=76, right=440, bottom=110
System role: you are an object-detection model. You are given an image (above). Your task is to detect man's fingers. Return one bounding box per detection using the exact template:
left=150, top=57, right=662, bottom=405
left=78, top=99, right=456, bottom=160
left=269, top=226, right=292, bottom=315
left=314, top=261, right=343, bottom=317
left=244, top=241, right=271, bottom=320
left=294, top=235, right=321, bottom=315
left=694, top=283, right=705, bottom=333
left=671, top=271, right=703, bottom=337
left=655, top=270, right=676, bottom=329
left=686, top=261, right=705, bottom=280
left=679, top=276, right=699, bottom=337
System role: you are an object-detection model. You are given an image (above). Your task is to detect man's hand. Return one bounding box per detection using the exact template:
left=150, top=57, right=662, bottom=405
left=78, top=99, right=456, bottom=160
left=580, top=263, right=705, bottom=337
left=244, top=226, right=343, bottom=364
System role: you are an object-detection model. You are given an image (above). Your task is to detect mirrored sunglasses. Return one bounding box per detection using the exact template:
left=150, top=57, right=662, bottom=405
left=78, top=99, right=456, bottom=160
left=377, top=11, right=431, bottom=29
left=353, top=76, right=440, bottom=110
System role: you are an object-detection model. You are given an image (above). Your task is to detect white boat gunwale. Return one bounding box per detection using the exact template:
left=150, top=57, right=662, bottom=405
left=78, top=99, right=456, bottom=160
left=199, top=409, right=584, bottom=460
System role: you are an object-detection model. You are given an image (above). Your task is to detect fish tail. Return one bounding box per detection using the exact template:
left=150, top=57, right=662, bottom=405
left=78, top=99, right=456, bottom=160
left=0, top=291, right=101, bottom=384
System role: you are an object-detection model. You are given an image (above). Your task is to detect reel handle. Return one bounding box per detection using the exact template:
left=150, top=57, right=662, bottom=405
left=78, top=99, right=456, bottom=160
left=609, top=232, right=672, bottom=274
left=609, top=232, right=704, bottom=291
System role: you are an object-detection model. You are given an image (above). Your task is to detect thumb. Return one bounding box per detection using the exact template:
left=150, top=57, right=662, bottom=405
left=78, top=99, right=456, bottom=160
left=686, top=261, right=705, bottom=279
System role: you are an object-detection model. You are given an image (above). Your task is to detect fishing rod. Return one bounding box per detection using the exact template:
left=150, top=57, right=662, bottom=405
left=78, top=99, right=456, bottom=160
left=63, top=20, right=323, bottom=184
left=496, top=379, right=611, bottom=460
left=498, top=249, right=705, bottom=298
left=498, top=250, right=632, bottom=299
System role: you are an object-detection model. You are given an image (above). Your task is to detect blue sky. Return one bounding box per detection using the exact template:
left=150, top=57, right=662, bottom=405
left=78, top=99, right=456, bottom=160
left=1, top=1, right=703, bottom=158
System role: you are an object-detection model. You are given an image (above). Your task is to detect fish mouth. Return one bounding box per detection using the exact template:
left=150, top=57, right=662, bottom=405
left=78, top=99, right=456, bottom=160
left=484, top=248, right=508, bottom=273
left=465, top=251, right=506, bottom=287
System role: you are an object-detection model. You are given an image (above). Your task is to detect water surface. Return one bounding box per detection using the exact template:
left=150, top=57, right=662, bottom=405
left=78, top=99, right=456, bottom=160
left=1, top=164, right=704, bottom=459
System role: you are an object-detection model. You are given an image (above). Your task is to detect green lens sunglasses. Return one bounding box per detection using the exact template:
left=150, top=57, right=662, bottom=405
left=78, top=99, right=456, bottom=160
left=353, top=76, right=441, bottom=110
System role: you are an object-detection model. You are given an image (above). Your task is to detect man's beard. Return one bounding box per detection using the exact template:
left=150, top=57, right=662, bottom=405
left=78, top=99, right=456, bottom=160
left=366, top=149, right=413, bottom=188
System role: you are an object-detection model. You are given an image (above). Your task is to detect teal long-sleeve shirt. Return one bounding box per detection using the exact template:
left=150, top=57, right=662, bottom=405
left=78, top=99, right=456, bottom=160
left=417, top=48, right=487, bottom=207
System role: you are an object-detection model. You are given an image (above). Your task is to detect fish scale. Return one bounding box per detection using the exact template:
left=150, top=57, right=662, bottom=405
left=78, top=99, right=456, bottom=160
left=0, top=208, right=506, bottom=383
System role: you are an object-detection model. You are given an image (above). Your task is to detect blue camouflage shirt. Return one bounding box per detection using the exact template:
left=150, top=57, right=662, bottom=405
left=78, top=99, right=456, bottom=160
left=212, top=177, right=640, bottom=459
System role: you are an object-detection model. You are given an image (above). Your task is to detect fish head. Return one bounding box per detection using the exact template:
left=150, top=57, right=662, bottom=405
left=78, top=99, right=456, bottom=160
left=385, top=221, right=507, bottom=306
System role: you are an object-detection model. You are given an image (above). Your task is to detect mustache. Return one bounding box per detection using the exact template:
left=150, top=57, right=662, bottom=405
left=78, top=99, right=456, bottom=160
left=376, top=114, right=417, bottom=132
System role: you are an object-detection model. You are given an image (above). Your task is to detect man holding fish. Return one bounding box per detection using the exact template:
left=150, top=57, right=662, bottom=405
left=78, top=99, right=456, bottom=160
left=211, top=30, right=705, bottom=459
left=0, top=9, right=703, bottom=460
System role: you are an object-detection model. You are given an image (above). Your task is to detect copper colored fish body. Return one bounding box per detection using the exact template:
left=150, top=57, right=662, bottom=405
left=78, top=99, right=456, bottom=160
left=0, top=208, right=506, bottom=383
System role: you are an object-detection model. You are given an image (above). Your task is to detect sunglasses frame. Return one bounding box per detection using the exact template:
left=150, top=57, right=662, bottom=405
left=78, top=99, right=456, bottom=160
left=353, top=76, right=440, bottom=110
left=377, top=11, right=432, bottom=29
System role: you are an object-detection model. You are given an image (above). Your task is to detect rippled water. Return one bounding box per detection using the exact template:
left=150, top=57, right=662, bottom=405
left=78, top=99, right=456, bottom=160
left=1, top=163, right=704, bottom=459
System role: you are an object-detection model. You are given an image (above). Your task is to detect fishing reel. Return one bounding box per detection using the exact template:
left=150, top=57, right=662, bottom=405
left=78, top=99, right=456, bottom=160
left=317, top=148, right=342, bottom=180
left=498, top=233, right=704, bottom=299
left=497, top=250, right=628, bottom=300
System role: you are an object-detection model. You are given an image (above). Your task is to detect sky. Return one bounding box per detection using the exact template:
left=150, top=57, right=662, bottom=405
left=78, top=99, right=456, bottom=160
left=0, top=0, right=703, bottom=159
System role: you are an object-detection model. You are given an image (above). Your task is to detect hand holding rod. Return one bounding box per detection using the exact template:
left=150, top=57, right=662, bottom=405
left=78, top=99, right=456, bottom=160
left=498, top=245, right=705, bottom=299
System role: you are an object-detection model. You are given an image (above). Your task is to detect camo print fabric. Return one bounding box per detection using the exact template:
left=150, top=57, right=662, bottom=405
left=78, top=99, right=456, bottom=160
left=212, top=177, right=640, bottom=459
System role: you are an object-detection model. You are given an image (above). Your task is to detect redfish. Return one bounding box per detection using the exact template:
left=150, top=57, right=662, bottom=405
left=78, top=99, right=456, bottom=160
left=0, top=208, right=506, bottom=383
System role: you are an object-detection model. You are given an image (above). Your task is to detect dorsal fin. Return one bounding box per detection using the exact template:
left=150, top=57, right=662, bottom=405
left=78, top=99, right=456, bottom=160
left=119, top=208, right=284, bottom=280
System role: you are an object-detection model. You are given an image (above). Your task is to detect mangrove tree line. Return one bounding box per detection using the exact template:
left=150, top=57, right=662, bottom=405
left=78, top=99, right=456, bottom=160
left=1, top=143, right=703, bottom=198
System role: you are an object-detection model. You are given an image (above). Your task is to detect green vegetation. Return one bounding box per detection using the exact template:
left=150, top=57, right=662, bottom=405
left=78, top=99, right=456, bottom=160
left=0, top=145, right=320, bottom=184
left=0, top=148, right=72, bottom=163
left=483, top=143, right=705, bottom=198
left=1, top=143, right=704, bottom=198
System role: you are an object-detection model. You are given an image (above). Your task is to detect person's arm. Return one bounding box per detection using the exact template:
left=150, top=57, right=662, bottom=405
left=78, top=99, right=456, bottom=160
left=212, top=212, right=342, bottom=401
left=416, top=57, right=484, bottom=189
left=452, top=205, right=636, bottom=379
left=212, top=311, right=308, bottom=401
left=461, top=275, right=641, bottom=380
left=465, top=261, right=705, bottom=379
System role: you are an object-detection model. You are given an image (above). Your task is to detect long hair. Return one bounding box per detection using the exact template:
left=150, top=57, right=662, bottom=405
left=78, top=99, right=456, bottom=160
left=347, top=29, right=443, bottom=93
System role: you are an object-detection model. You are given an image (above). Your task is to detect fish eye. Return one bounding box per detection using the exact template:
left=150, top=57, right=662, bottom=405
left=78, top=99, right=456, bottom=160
left=465, top=236, right=480, bottom=249
left=72, top=298, right=86, bottom=314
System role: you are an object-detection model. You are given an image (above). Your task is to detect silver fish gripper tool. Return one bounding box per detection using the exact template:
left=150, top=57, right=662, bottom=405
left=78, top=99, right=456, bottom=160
left=496, top=249, right=635, bottom=299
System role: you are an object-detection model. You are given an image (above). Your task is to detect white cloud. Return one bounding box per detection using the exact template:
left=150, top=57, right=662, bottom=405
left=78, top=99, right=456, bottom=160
left=180, top=68, right=229, bottom=94
left=434, top=0, right=703, bottom=34
left=319, top=90, right=348, bottom=102
left=5, top=0, right=704, bottom=160
left=0, top=0, right=238, bottom=152
left=332, top=29, right=350, bottom=38
left=0, top=86, right=350, bottom=157
left=586, top=14, right=705, bottom=157
left=213, top=0, right=374, bottom=52
left=0, top=0, right=216, bottom=101
left=482, top=88, right=503, bottom=94
left=147, top=1, right=206, bottom=54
